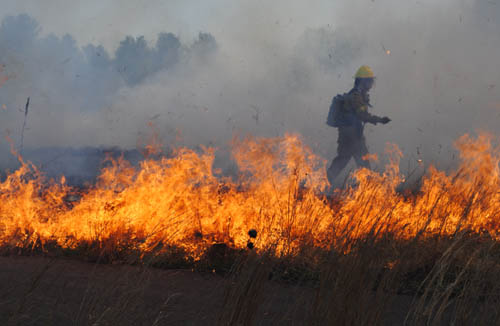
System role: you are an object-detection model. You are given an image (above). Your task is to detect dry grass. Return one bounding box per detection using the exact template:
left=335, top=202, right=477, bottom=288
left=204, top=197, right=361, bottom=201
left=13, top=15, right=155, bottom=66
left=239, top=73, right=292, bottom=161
left=0, top=134, right=499, bottom=324
left=2, top=216, right=500, bottom=325
left=213, top=231, right=500, bottom=325
left=2, top=177, right=500, bottom=325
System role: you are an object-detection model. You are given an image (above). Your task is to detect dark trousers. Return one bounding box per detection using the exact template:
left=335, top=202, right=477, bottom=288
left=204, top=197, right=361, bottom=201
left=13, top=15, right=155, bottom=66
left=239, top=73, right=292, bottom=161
left=327, top=127, right=370, bottom=186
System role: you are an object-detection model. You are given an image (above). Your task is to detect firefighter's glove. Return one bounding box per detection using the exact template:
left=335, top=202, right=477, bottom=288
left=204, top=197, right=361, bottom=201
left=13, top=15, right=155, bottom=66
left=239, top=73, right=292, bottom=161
left=380, top=117, right=391, bottom=124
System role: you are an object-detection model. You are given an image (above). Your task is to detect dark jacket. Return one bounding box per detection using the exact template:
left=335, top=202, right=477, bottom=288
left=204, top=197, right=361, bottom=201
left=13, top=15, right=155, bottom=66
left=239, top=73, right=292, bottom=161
left=341, top=87, right=384, bottom=137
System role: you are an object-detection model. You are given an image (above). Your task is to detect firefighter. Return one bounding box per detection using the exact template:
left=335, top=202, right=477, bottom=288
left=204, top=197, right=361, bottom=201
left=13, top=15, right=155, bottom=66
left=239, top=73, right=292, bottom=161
left=326, top=65, right=391, bottom=186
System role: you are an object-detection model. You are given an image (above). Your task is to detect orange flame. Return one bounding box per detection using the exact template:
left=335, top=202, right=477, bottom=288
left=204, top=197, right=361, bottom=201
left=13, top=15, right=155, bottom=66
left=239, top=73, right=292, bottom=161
left=0, top=133, right=499, bottom=258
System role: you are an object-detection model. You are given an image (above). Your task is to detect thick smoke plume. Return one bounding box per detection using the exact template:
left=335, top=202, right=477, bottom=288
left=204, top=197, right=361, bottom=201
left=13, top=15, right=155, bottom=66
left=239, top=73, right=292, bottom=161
left=0, top=0, right=499, bottom=182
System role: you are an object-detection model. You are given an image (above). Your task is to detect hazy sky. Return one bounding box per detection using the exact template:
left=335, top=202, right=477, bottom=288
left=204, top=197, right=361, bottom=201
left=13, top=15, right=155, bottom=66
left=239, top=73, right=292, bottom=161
left=1, top=0, right=499, bottom=178
left=1, top=0, right=462, bottom=53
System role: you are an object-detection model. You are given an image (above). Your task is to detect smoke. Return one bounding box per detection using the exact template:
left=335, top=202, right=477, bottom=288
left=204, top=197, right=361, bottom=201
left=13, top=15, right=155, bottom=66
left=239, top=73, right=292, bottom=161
left=339, top=0, right=500, bottom=171
left=0, top=14, right=217, bottom=160
left=0, top=0, right=499, bottom=181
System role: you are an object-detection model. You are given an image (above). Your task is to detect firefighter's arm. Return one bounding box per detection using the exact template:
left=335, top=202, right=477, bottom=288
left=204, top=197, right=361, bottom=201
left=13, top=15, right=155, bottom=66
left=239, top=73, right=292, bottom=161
left=355, top=106, right=389, bottom=124
left=351, top=92, right=390, bottom=124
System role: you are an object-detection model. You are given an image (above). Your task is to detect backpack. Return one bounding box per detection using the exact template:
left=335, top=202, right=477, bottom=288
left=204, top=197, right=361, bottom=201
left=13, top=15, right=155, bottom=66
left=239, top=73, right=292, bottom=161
left=326, top=93, right=355, bottom=127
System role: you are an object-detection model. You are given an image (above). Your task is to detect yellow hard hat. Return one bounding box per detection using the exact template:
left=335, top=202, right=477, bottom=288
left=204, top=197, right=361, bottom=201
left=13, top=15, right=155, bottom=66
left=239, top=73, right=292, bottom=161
left=355, top=65, right=375, bottom=79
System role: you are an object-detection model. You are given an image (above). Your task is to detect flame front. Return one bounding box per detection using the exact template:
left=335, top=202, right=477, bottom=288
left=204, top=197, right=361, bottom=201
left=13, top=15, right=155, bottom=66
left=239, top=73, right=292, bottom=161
left=1, top=133, right=499, bottom=258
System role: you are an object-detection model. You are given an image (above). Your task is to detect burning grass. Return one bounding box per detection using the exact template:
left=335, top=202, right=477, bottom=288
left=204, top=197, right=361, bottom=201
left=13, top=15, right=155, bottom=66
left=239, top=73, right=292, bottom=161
left=1, top=133, right=499, bottom=258
left=1, top=132, right=500, bottom=324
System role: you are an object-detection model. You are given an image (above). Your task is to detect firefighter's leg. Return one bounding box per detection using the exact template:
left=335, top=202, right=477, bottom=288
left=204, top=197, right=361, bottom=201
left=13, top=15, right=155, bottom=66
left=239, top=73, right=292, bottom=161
left=327, top=144, right=352, bottom=186
left=353, top=138, right=371, bottom=170
left=327, top=155, right=351, bottom=186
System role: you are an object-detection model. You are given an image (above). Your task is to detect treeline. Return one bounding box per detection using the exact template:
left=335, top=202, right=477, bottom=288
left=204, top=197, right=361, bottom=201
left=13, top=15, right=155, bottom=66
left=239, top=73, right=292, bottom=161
left=0, top=14, right=217, bottom=111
